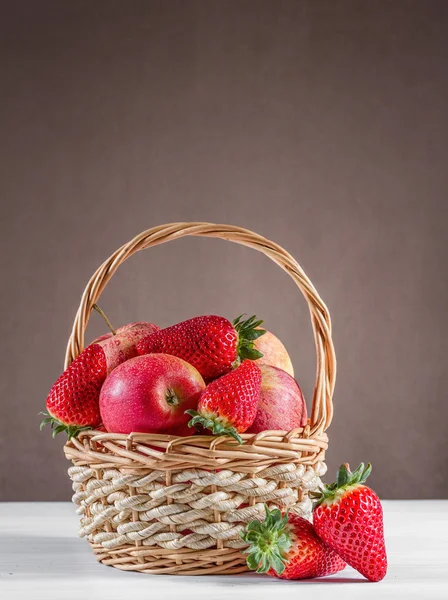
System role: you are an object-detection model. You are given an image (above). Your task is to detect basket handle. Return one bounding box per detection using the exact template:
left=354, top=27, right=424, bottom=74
left=65, top=222, right=336, bottom=434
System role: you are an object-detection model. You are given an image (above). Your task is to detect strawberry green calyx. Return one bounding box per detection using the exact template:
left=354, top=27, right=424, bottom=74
left=233, top=315, right=266, bottom=364
left=39, top=411, right=92, bottom=440
left=241, top=505, right=292, bottom=574
left=311, top=462, right=373, bottom=508
left=186, top=409, right=243, bottom=444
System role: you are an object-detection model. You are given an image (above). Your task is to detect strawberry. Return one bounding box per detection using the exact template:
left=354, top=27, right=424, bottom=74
left=312, top=463, right=387, bottom=582
left=41, top=344, right=107, bottom=439
left=137, top=314, right=266, bottom=381
left=242, top=505, right=346, bottom=579
left=186, top=359, right=261, bottom=443
left=41, top=305, right=159, bottom=439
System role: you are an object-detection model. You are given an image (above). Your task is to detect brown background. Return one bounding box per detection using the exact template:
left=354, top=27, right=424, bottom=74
left=1, top=0, right=447, bottom=501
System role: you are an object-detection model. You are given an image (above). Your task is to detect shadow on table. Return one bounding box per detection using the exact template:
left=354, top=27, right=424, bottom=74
left=1, top=532, right=367, bottom=584
left=204, top=573, right=368, bottom=585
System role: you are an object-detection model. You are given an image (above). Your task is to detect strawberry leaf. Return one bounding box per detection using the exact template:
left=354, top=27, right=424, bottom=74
left=233, top=314, right=266, bottom=362
left=241, top=504, right=292, bottom=575
left=270, top=552, right=286, bottom=575
left=186, top=410, right=243, bottom=444
left=244, top=328, right=266, bottom=341
left=313, top=462, right=373, bottom=507
left=247, top=552, right=261, bottom=571
left=239, top=346, right=264, bottom=360
left=40, top=411, right=93, bottom=440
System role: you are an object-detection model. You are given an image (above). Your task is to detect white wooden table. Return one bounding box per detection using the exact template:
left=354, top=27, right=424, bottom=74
left=1, top=501, right=447, bottom=599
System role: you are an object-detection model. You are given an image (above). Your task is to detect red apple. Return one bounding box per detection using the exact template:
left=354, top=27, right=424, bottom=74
left=99, top=353, right=205, bottom=435
left=247, top=364, right=307, bottom=433
left=91, top=321, right=160, bottom=372
left=254, top=329, right=294, bottom=377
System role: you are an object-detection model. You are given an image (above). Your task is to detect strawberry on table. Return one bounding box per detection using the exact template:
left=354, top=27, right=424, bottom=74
left=41, top=305, right=159, bottom=439
left=242, top=505, right=346, bottom=580
left=313, top=463, right=387, bottom=582
left=137, top=314, right=266, bottom=381
left=186, top=359, right=262, bottom=443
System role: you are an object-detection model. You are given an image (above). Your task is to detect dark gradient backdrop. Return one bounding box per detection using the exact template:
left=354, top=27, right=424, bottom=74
left=1, top=1, right=447, bottom=500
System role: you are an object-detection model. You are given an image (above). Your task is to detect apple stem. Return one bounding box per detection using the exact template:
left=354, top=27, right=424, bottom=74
left=92, top=303, right=116, bottom=335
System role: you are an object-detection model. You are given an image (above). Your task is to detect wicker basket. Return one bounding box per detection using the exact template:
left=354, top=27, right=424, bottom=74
left=64, top=222, right=336, bottom=575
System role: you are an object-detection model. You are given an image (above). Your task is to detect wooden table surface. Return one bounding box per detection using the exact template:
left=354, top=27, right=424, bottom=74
left=1, top=501, right=447, bottom=599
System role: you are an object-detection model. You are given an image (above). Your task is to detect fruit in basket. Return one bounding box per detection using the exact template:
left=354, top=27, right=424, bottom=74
left=253, top=329, right=294, bottom=377
left=186, top=359, right=262, bottom=443
left=88, top=305, right=160, bottom=364
left=137, top=314, right=266, bottom=381
left=41, top=344, right=109, bottom=439
left=41, top=306, right=159, bottom=439
left=247, top=365, right=307, bottom=433
left=242, top=505, right=346, bottom=579
left=312, top=463, right=387, bottom=582
left=99, top=353, right=206, bottom=435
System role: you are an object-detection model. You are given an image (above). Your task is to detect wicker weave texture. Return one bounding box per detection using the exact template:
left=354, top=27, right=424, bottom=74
left=63, top=222, right=336, bottom=575
left=67, top=431, right=327, bottom=574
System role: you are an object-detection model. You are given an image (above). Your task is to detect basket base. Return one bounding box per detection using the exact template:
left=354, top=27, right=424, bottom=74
left=90, top=542, right=250, bottom=575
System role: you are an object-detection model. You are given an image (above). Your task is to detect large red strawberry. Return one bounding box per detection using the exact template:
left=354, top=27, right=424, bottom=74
left=313, top=463, right=387, bottom=582
left=242, top=505, right=346, bottom=579
left=137, top=314, right=265, bottom=381
left=41, top=306, right=159, bottom=439
left=186, top=359, right=261, bottom=443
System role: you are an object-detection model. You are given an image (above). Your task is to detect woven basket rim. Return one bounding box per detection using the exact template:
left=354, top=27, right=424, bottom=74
left=65, top=424, right=328, bottom=472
